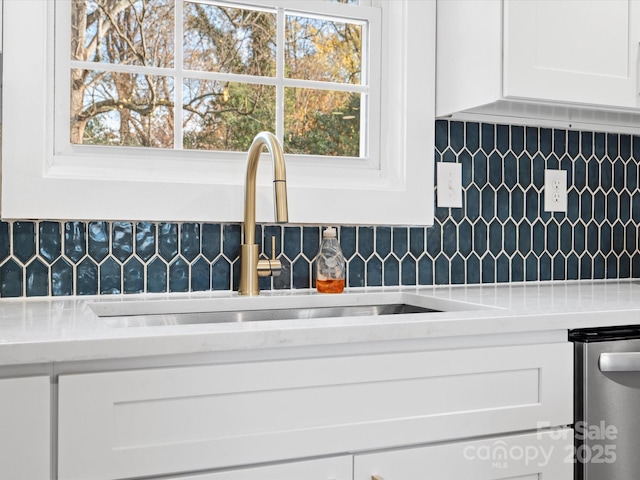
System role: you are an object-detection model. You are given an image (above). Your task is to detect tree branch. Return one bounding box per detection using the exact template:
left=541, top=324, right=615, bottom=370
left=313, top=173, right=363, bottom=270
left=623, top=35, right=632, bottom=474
left=77, top=97, right=173, bottom=120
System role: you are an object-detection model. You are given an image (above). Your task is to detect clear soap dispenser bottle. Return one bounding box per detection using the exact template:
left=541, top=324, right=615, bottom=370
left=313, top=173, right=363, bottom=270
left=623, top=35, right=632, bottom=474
left=316, top=227, right=345, bottom=293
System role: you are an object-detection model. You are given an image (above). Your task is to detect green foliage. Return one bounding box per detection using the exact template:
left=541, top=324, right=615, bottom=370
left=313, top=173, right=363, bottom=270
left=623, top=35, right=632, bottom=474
left=184, top=82, right=276, bottom=152
left=286, top=91, right=360, bottom=157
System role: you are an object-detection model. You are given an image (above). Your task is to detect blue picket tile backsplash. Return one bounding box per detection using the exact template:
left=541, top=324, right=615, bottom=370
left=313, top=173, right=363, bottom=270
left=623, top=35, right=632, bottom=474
left=2, top=120, right=640, bottom=297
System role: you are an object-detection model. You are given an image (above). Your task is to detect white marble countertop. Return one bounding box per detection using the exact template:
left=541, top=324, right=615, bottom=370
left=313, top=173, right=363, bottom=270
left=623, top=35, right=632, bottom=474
left=1, top=280, right=640, bottom=366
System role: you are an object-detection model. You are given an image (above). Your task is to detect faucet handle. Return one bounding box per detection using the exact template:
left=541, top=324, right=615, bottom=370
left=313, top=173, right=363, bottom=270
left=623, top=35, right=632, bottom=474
left=269, top=236, right=277, bottom=261
left=257, top=236, right=282, bottom=277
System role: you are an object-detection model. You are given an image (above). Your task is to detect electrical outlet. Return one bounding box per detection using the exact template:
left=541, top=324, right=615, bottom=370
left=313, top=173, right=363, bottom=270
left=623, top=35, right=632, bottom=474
left=437, top=162, right=462, bottom=208
left=544, top=169, right=567, bottom=212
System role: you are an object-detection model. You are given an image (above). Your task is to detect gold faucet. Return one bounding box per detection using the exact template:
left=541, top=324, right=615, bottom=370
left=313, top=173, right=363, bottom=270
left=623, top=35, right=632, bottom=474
left=238, top=132, right=289, bottom=296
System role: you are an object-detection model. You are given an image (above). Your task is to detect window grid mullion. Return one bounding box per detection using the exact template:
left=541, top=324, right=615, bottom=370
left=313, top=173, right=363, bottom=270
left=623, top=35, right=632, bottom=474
left=359, top=14, right=370, bottom=158
left=68, top=65, right=368, bottom=95
left=175, top=0, right=185, bottom=151
left=68, top=61, right=174, bottom=77
left=276, top=7, right=285, bottom=142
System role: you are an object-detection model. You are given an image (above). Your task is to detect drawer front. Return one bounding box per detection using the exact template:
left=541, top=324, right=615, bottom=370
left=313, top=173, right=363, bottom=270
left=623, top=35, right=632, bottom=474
left=354, top=429, right=574, bottom=480
left=58, top=342, right=572, bottom=480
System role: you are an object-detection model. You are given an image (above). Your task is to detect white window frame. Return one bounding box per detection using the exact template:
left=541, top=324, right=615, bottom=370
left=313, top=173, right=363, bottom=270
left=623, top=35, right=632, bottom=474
left=1, top=0, right=434, bottom=226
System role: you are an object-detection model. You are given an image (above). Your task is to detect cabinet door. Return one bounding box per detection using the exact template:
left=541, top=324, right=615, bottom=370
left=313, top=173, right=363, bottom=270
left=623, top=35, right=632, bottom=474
left=0, top=376, right=50, bottom=479
left=354, top=430, right=573, bottom=480
left=159, top=455, right=352, bottom=480
left=504, top=0, right=640, bottom=108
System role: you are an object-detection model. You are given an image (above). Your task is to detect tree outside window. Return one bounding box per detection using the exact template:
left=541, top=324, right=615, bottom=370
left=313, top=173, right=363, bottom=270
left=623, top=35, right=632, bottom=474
left=70, top=0, right=366, bottom=157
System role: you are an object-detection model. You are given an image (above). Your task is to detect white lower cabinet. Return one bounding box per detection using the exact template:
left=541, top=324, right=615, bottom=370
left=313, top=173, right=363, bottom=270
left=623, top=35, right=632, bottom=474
left=0, top=376, right=50, bottom=480
left=181, top=430, right=575, bottom=480
left=354, top=430, right=573, bottom=480
left=57, top=341, right=573, bottom=480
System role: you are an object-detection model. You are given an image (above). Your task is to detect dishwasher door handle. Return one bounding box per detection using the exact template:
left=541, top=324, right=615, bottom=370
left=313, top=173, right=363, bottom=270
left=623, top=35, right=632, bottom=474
left=599, top=352, right=640, bottom=372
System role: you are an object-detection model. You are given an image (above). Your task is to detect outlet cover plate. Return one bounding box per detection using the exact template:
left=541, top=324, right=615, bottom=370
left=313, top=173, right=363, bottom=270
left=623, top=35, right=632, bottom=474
left=544, top=169, right=567, bottom=212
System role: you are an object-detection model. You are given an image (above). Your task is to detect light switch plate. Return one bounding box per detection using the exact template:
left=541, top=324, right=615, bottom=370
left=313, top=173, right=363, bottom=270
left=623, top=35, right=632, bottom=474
left=437, top=162, right=462, bottom=208
left=544, top=169, right=567, bottom=212
left=437, top=162, right=463, bottom=208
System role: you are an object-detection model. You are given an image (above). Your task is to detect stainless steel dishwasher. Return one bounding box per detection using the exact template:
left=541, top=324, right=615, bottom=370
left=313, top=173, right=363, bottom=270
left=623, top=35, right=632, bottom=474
left=571, top=326, right=640, bottom=480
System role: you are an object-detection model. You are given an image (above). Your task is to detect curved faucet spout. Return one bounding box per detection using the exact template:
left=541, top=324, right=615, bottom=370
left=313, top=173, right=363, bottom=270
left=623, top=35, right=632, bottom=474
left=243, top=132, right=288, bottom=246
left=239, top=131, right=289, bottom=296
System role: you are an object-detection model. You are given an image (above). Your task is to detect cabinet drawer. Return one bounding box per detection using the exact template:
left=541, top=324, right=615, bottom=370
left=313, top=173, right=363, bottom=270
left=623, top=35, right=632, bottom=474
left=58, top=342, right=572, bottom=480
left=354, top=429, right=573, bottom=480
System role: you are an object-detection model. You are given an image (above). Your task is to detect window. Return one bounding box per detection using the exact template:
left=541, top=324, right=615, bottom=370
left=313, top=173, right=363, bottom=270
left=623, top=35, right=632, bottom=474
left=2, top=0, right=434, bottom=225
left=62, top=0, right=379, bottom=163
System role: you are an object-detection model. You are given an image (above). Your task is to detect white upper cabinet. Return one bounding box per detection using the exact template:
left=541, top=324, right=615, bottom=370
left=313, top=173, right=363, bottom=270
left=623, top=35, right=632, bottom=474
left=437, top=0, right=640, bottom=132
left=505, top=0, right=640, bottom=108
